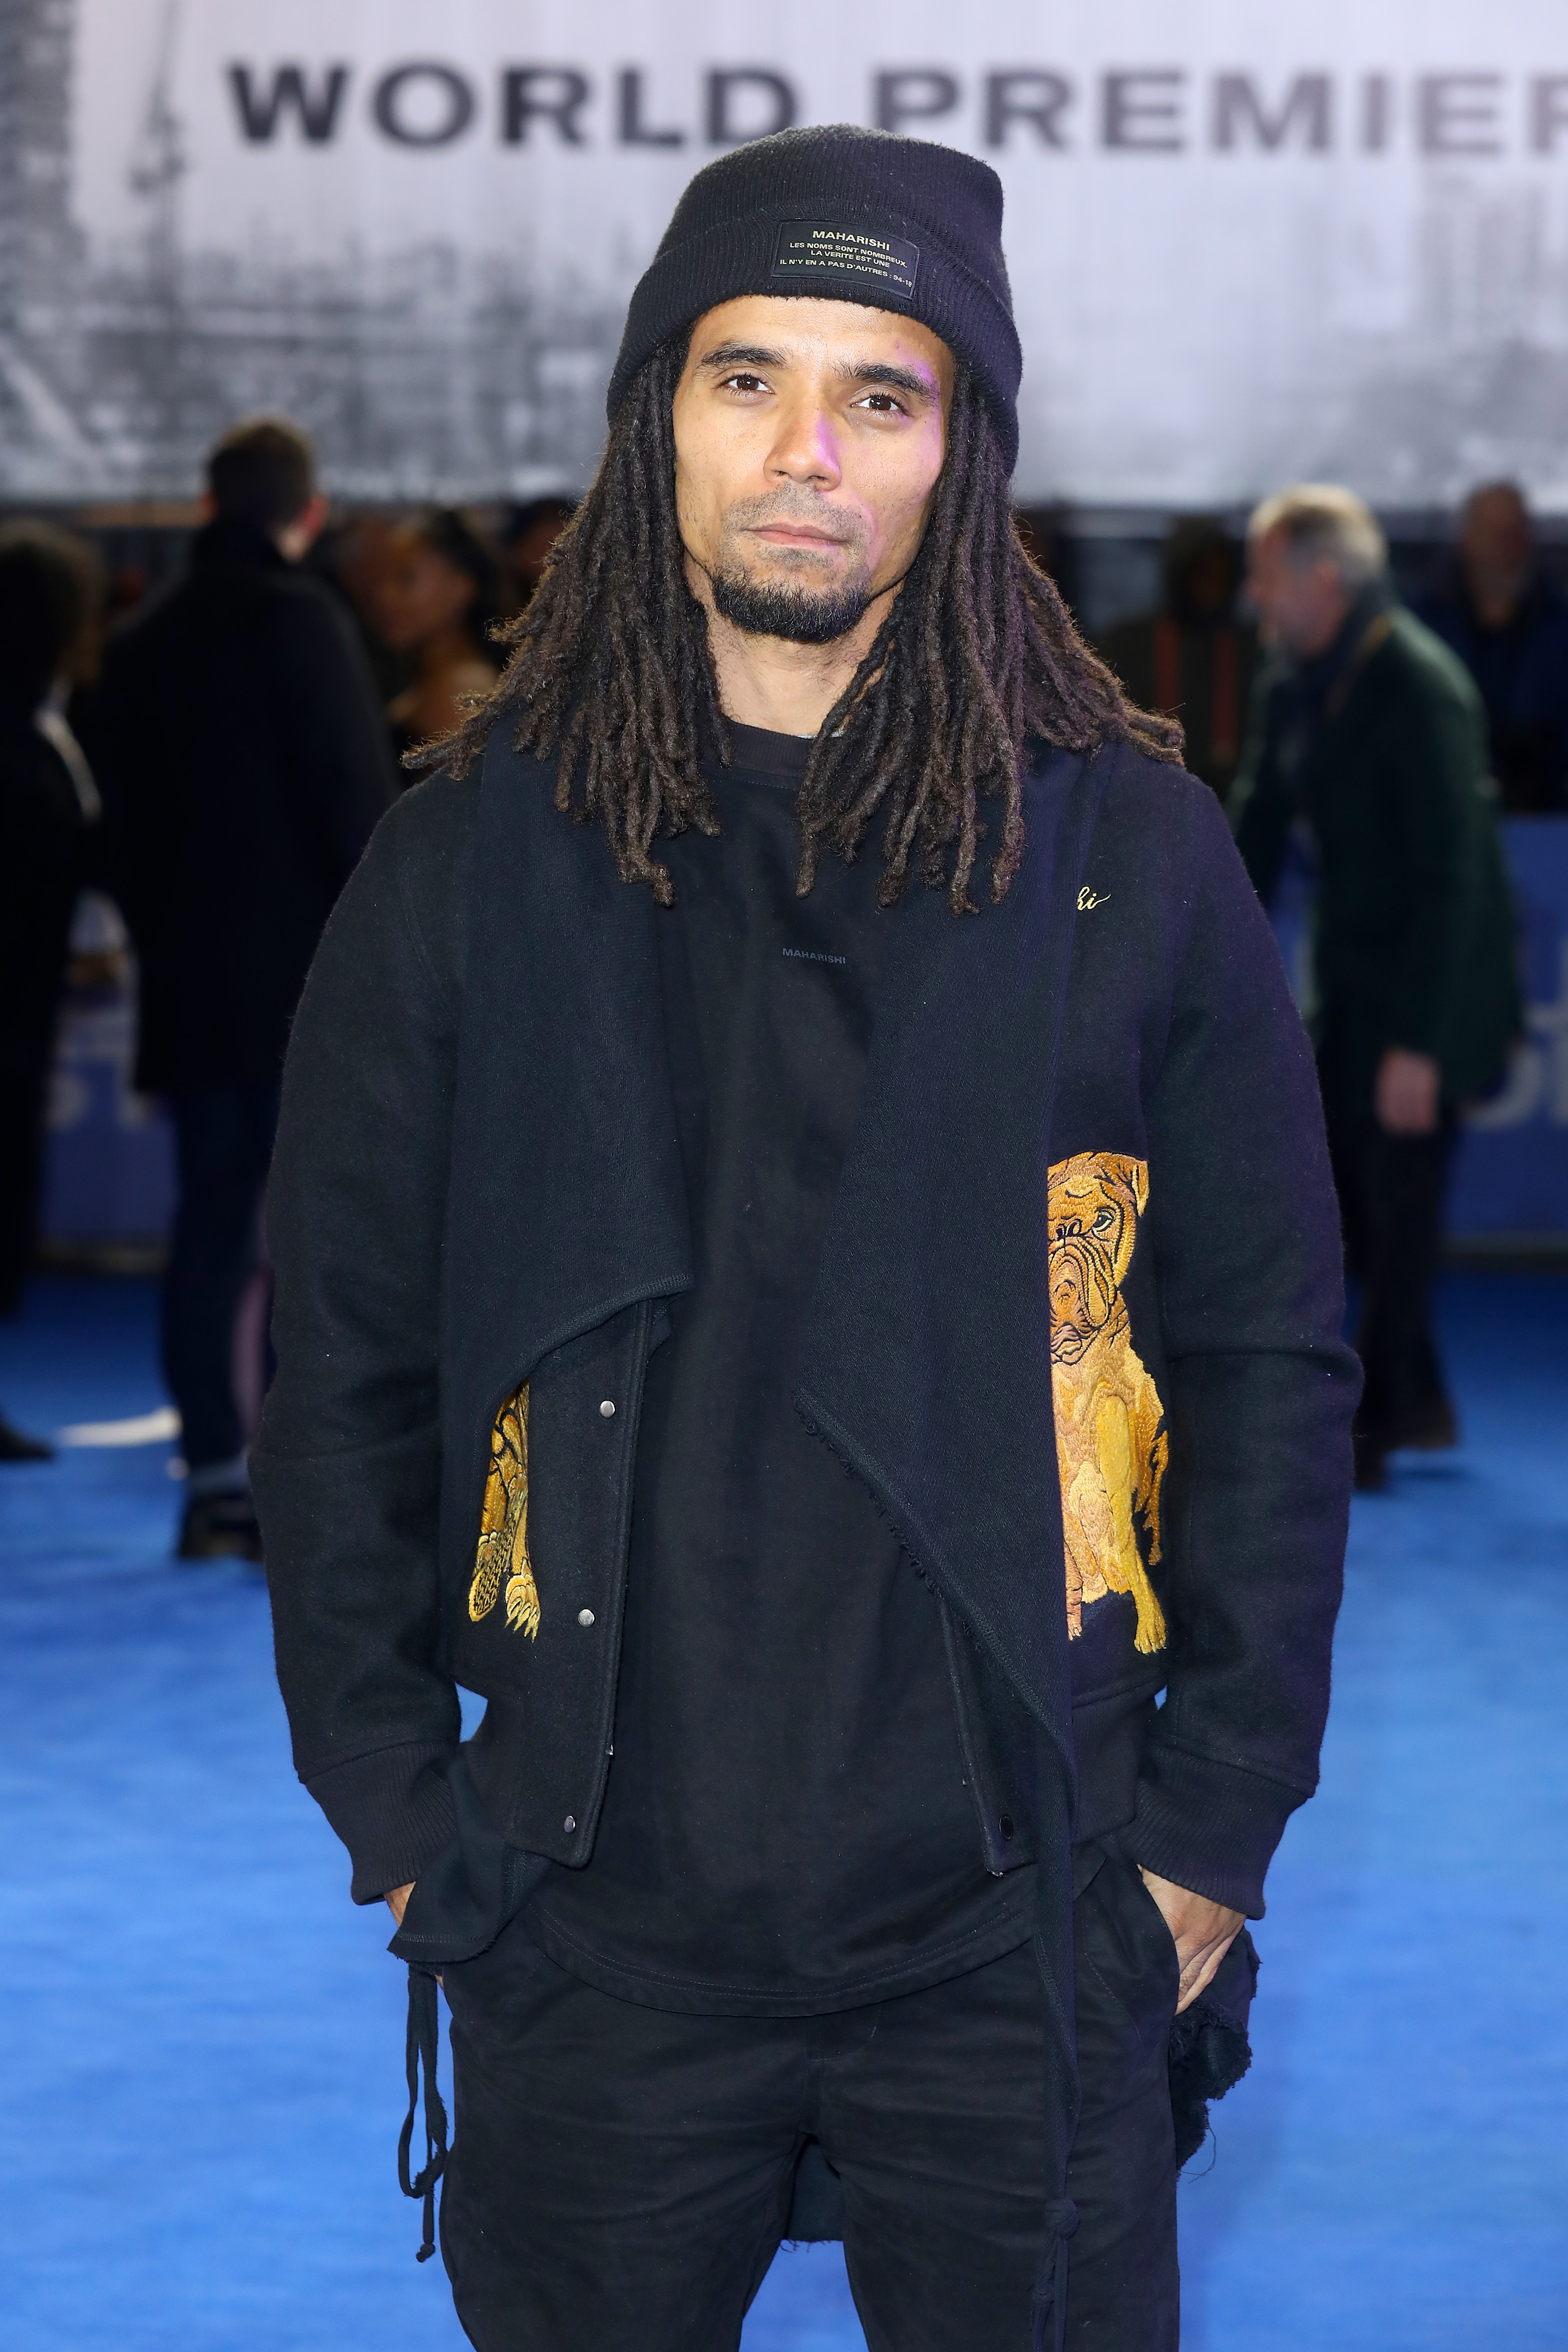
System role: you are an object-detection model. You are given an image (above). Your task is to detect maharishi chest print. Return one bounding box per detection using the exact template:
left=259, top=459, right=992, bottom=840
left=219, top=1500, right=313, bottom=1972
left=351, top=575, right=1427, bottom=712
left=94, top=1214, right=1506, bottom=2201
left=1047, top=1152, right=1168, bottom=1656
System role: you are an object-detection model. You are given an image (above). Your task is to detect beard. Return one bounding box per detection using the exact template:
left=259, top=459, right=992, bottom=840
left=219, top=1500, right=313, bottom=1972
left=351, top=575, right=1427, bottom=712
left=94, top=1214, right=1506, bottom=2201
left=710, top=559, right=874, bottom=647
left=702, top=490, right=875, bottom=646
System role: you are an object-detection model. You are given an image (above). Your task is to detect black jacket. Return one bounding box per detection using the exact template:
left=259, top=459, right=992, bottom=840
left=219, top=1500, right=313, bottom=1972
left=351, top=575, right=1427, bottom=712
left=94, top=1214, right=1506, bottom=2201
left=92, top=519, right=394, bottom=1093
left=256, top=730, right=1353, bottom=2080
left=1231, top=605, right=1522, bottom=1114
left=0, top=710, right=91, bottom=1083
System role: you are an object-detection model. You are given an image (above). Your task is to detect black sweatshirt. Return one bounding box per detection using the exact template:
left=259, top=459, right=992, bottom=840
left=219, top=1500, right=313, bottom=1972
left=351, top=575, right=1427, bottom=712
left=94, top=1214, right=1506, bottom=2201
left=526, top=724, right=1032, bottom=2012
left=255, top=735, right=1356, bottom=1993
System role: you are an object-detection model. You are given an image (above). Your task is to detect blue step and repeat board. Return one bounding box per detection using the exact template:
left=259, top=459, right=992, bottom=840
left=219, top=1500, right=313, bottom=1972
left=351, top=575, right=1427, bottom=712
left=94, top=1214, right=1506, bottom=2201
left=39, top=821, right=1568, bottom=1254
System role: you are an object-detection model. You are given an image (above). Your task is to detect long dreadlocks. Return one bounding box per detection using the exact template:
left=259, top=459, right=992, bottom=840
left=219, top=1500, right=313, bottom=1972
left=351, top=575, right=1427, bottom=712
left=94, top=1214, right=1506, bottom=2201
left=423, top=341, right=1183, bottom=911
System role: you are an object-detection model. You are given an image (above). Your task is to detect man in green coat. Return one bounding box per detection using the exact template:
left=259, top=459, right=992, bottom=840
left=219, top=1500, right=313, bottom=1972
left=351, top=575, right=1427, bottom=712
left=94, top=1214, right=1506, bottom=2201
left=1232, top=485, right=1519, bottom=1488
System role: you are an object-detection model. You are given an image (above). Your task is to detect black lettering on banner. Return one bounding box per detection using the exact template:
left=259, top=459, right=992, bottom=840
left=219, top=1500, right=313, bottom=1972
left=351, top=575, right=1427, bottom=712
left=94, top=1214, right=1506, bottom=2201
left=1417, top=73, right=1503, bottom=156
left=502, top=66, right=591, bottom=145
left=1102, top=70, right=1185, bottom=152
left=227, top=62, right=350, bottom=144
left=872, top=69, right=961, bottom=135
left=1360, top=74, right=1393, bottom=153
left=373, top=62, right=475, bottom=147
left=616, top=68, right=683, bottom=146
left=984, top=71, right=1074, bottom=149
left=771, top=221, right=920, bottom=299
left=1213, top=73, right=1331, bottom=152
left=706, top=69, right=795, bottom=145
left=1530, top=76, right=1568, bottom=153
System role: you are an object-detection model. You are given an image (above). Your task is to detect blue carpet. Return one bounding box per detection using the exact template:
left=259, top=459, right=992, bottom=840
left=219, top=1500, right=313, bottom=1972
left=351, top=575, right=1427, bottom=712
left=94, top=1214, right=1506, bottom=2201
left=1, top=1272, right=1564, bottom=2350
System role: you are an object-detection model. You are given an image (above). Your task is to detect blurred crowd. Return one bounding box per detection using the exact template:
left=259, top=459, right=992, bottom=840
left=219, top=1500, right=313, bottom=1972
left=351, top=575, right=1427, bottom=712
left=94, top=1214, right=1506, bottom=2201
left=0, top=410, right=1556, bottom=1529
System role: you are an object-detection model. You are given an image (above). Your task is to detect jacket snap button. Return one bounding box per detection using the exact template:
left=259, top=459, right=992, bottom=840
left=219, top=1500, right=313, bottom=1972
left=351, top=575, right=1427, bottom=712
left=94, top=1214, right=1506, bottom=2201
left=563, top=1815, right=577, bottom=1833
left=599, top=1398, right=616, bottom=1417
left=577, top=1608, right=595, bottom=1628
left=999, top=1816, right=1015, bottom=1840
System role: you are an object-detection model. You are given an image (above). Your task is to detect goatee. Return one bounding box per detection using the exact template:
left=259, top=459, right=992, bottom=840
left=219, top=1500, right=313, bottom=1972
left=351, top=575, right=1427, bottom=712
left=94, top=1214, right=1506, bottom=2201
left=710, top=563, right=873, bottom=647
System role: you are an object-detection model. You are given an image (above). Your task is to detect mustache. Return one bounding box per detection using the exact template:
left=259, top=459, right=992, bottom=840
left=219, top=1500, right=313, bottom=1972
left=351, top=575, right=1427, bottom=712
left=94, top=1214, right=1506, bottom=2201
left=720, top=491, right=866, bottom=553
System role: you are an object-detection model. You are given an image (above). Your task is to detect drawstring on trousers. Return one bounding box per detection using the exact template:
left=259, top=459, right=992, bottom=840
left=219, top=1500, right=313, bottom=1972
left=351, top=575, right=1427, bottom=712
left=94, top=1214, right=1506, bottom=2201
left=1033, top=2198, right=1078, bottom=2352
left=398, top=1965, right=449, bottom=2262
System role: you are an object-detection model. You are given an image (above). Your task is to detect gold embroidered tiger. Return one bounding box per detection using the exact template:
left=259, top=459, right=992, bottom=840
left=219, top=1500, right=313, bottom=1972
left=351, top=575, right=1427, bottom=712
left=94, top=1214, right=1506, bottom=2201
left=469, top=1385, right=540, bottom=1638
left=1048, top=1152, right=1168, bottom=1655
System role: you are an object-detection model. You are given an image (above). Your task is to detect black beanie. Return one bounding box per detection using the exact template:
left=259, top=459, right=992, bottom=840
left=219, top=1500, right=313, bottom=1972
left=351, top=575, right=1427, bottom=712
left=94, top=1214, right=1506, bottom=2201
left=607, top=125, right=1023, bottom=473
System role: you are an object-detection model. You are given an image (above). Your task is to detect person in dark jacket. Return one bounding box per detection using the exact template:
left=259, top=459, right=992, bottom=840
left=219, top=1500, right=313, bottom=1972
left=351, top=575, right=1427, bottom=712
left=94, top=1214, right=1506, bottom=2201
left=253, top=131, right=1355, bottom=2352
left=1097, top=517, right=1258, bottom=800
left=0, top=523, right=103, bottom=1460
left=1413, top=482, right=1568, bottom=814
left=94, top=416, right=394, bottom=1560
left=1233, top=485, right=1520, bottom=1491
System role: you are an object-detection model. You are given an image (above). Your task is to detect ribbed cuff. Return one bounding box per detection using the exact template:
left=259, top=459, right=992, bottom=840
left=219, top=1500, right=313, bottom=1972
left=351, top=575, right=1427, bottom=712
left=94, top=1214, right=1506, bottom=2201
left=1122, top=1743, right=1312, bottom=1919
left=305, top=1740, right=460, bottom=1905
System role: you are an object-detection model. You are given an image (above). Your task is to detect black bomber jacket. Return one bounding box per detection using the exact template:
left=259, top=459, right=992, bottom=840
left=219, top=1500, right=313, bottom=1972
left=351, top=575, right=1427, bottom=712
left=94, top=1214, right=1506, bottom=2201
left=254, top=735, right=1356, bottom=2012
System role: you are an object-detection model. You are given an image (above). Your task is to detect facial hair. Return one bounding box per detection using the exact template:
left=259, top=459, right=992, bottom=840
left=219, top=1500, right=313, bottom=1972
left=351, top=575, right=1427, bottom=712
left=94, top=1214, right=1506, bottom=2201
left=705, top=490, right=875, bottom=647
left=710, top=563, right=874, bottom=646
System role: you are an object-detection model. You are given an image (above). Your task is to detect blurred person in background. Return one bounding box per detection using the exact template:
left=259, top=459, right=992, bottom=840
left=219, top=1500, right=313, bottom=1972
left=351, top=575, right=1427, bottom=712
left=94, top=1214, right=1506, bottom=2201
left=1413, top=481, right=1568, bottom=814
left=0, top=523, right=103, bottom=1461
left=93, top=415, right=393, bottom=1561
left=310, top=510, right=412, bottom=704
left=501, top=495, right=576, bottom=608
left=377, top=509, right=506, bottom=758
left=1233, top=485, right=1520, bottom=1491
left=1098, top=517, right=1257, bottom=800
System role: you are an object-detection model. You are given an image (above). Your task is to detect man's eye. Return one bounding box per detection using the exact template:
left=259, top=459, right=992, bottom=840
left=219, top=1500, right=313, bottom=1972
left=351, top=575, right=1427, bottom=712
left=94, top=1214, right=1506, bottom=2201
left=857, top=392, right=907, bottom=415
left=723, top=373, right=769, bottom=395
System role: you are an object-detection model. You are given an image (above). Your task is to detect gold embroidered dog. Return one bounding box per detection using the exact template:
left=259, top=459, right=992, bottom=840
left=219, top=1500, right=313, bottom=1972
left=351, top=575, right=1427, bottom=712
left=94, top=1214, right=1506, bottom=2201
left=469, top=1384, right=540, bottom=1638
left=1048, top=1153, right=1168, bottom=1655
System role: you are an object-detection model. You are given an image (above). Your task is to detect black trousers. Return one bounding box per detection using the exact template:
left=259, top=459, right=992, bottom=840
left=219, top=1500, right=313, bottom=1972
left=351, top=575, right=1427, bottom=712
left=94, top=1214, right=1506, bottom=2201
left=1321, top=1085, right=1457, bottom=1448
left=0, top=1058, right=51, bottom=1318
left=438, top=1849, right=1181, bottom=2352
left=162, top=1084, right=279, bottom=1472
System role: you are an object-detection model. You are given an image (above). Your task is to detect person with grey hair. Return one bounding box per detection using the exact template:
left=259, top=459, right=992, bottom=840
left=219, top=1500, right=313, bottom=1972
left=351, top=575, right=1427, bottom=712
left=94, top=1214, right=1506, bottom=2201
left=1232, top=485, right=1519, bottom=1489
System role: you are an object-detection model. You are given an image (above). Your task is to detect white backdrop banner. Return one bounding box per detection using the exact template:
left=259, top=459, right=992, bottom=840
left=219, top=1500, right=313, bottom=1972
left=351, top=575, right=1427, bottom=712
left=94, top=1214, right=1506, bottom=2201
left=3, top=0, right=1567, bottom=504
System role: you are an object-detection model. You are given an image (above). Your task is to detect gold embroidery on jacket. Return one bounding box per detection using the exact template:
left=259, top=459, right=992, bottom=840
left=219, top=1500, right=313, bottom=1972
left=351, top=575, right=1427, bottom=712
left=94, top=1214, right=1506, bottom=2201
left=1048, top=1153, right=1168, bottom=1655
left=469, top=1385, right=539, bottom=1638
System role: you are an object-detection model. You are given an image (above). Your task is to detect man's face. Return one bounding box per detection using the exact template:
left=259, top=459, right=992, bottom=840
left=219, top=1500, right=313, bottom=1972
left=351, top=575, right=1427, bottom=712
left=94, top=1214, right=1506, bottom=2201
left=671, top=295, right=953, bottom=646
left=1246, top=526, right=1351, bottom=660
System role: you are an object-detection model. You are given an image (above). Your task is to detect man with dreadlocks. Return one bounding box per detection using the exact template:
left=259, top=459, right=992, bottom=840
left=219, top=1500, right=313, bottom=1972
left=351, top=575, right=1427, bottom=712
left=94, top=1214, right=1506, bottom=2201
left=255, top=129, right=1354, bottom=2352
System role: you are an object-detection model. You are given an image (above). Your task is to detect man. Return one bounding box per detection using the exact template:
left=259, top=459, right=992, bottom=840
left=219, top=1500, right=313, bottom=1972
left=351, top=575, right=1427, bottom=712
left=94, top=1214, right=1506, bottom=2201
left=256, top=131, right=1354, bottom=2350
left=1414, top=482, right=1568, bottom=814
left=1097, top=517, right=1257, bottom=800
left=0, top=523, right=102, bottom=1461
left=1233, top=485, right=1518, bottom=1491
left=95, top=417, right=393, bottom=1560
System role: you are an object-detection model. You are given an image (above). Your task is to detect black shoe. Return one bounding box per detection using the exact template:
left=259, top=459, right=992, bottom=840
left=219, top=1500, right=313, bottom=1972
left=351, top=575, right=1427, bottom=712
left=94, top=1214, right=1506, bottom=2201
left=1352, top=1433, right=1389, bottom=1493
left=178, top=1489, right=264, bottom=1562
left=1391, top=1399, right=1459, bottom=1452
left=0, top=1411, right=54, bottom=1462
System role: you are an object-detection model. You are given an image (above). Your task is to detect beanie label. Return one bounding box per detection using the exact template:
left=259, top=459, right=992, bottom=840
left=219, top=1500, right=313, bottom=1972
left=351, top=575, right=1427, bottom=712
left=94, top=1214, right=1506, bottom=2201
left=771, top=221, right=920, bottom=300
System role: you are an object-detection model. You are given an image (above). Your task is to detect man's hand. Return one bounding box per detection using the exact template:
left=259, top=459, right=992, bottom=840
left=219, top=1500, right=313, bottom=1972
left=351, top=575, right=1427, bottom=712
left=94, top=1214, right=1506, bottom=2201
left=386, top=1882, right=414, bottom=1927
left=1138, top=1868, right=1245, bottom=2014
left=1375, top=1048, right=1440, bottom=1135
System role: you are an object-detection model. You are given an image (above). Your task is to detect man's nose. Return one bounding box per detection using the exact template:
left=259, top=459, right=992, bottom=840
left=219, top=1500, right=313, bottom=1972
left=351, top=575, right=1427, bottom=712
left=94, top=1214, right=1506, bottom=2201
left=766, top=396, right=842, bottom=490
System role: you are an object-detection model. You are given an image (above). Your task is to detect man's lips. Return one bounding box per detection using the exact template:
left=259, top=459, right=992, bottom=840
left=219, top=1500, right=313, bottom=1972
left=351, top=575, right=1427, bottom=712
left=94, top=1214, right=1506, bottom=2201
left=748, top=524, right=850, bottom=549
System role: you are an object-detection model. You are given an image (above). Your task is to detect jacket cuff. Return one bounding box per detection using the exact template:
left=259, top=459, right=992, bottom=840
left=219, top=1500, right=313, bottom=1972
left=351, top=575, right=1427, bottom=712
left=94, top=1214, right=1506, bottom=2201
left=305, top=1740, right=460, bottom=1905
left=1123, top=1743, right=1312, bottom=1919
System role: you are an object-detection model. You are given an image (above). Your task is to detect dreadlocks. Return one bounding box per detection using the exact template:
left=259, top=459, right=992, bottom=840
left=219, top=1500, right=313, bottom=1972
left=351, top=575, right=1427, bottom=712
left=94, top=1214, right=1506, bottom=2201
left=424, top=342, right=1183, bottom=911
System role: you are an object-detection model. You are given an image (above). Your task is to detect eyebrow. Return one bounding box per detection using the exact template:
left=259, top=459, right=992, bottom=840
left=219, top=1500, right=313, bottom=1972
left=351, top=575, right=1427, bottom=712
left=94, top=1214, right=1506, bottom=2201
left=696, top=343, right=938, bottom=400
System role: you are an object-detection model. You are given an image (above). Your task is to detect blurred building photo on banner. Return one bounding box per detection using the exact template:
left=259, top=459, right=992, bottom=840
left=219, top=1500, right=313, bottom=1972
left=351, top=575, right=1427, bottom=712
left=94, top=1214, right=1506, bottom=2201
left=0, top=5, right=1566, bottom=2352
